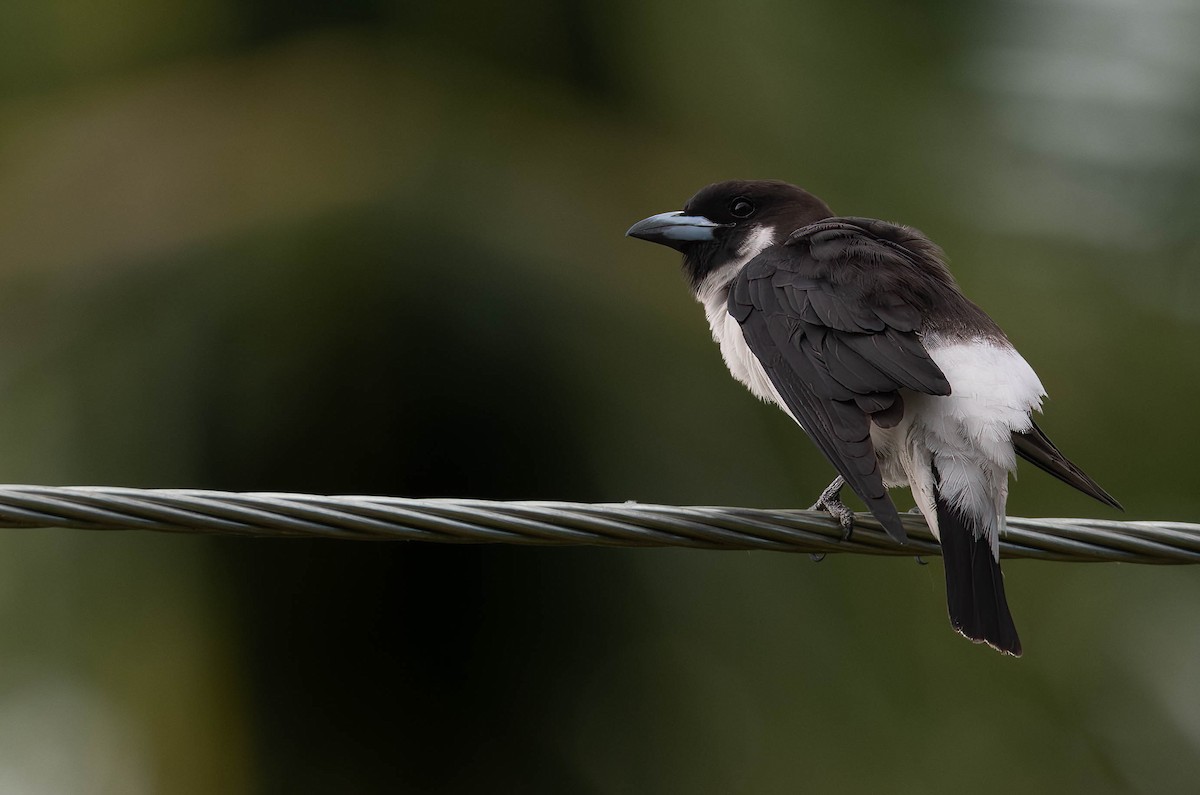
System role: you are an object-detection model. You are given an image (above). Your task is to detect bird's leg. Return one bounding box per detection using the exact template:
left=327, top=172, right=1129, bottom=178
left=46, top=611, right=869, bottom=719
left=810, top=476, right=855, bottom=541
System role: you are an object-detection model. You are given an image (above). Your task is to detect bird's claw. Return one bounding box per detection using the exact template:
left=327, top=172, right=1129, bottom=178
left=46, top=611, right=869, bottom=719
left=809, top=499, right=854, bottom=541
left=828, top=508, right=855, bottom=542
left=810, top=476, right=855, bottom=542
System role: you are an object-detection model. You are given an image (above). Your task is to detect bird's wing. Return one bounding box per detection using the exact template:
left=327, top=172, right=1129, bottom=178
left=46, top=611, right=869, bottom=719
left=728, top=219, right=953, bottom=543
left=1012, top=421, right=1122, bottom=509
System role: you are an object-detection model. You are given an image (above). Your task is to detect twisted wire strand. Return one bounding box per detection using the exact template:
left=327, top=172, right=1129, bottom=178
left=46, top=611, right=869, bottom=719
left=0, top=485, right=1193, bottom=564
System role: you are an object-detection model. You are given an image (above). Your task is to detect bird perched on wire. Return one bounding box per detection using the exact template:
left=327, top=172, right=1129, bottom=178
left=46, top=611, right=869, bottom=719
left=626, top=180, right=1120, bottom=656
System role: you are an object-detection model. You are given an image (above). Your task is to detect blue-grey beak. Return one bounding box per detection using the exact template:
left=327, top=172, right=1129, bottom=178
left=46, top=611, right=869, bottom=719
left=625, top=211, right=729, bottom=252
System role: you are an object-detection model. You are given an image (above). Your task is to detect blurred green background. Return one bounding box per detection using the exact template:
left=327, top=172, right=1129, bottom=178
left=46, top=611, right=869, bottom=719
left=0, top=0, right=1198, bottom=792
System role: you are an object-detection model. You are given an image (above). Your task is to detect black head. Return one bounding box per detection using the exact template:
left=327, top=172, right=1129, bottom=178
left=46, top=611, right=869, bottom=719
left=626, top=180, right=834, bottom=289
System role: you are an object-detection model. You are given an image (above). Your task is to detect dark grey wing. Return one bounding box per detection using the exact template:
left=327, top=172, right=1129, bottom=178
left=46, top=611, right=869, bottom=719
left=728, top=219, right=953, bottom=543
left=1013, top=421, right=1122, bottom=509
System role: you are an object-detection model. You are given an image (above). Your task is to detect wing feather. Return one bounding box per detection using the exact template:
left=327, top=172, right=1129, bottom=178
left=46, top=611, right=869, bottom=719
left=1013, top=422, right=1122, bottom=509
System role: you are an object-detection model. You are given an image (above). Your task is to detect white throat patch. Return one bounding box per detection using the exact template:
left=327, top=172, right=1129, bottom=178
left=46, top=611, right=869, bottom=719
left=737, top=224, right=777, bottom=259
left=693, top=225, right=776, bottom=307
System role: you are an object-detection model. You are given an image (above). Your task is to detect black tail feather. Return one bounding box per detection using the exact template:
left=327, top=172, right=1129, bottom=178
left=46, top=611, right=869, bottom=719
left=937, top=498, right=1022, bottom=657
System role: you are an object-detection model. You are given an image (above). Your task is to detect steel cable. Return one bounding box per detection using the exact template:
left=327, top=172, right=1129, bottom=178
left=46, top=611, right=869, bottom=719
left=0, top=485, right=1190, bottom=563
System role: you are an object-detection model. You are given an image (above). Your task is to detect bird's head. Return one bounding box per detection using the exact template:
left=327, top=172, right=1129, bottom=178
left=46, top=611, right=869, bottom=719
left=626, top=179, right=834, bottom=290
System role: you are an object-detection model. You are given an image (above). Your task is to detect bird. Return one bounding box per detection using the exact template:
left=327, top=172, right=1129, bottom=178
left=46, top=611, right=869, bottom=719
left=625, top=179, right=1120, bottom=656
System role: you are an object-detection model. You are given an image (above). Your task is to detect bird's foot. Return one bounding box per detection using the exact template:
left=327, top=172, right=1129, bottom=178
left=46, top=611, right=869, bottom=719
left=810, top=476, right=855, bottom=542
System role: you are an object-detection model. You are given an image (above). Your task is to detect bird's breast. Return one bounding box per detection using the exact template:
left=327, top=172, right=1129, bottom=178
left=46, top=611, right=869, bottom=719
left=700, top=284, right=793, bottom=417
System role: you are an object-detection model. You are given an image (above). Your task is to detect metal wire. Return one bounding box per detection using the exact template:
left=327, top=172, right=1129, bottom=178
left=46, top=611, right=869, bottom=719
left=0, top=485, right=1191, bottom=564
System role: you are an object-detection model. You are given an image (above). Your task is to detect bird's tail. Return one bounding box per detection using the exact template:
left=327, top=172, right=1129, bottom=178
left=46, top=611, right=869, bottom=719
left=936, top=496, right=1022, bottom=657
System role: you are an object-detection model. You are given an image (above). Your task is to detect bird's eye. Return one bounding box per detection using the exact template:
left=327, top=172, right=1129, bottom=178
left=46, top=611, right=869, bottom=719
left=729, top=198, right=756, bottom=218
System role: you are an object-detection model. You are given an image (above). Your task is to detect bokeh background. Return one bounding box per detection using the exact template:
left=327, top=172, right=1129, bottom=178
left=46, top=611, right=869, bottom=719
left=0, top=0, right=1198, bottom=792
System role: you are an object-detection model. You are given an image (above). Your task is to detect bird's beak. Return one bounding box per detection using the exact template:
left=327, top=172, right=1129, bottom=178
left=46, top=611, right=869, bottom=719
left=625, top=211, right=729, bottom=252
